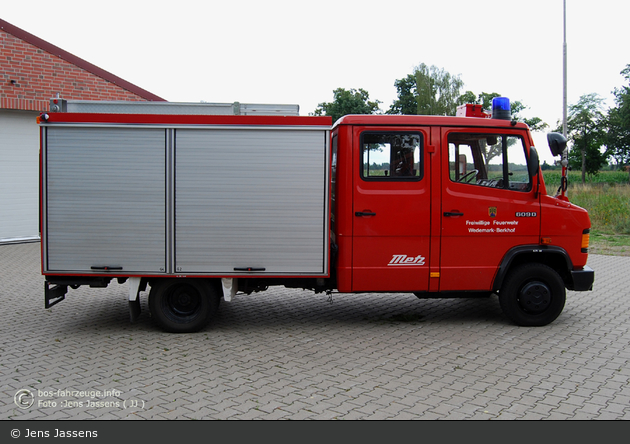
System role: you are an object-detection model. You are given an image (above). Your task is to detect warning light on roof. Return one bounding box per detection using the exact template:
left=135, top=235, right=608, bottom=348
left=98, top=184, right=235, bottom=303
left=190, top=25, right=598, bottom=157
left=491, top=97, right=511, bottom=120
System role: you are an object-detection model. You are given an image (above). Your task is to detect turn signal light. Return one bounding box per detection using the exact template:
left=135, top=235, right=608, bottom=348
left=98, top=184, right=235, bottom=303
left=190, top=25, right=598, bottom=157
left=581, top=229, right=590, bottom=253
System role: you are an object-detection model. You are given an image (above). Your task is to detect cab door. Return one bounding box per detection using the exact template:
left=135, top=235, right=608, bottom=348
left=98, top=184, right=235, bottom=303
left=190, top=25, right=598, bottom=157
left=351, top=127, right=431, bottom=292
left=439, top=128, right=541, bottom=291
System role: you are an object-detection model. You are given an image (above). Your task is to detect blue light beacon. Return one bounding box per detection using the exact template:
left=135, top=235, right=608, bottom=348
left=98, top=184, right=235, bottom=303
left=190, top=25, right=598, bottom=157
left=491, top=97, right=511, bottom=120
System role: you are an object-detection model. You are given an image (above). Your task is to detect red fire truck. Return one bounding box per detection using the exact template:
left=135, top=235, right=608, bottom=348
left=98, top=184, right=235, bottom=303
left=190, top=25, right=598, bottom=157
left=39, top=97, right=594, bottom=332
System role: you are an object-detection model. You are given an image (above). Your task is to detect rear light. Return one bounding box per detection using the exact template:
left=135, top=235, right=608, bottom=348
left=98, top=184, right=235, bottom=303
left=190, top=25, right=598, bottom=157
left=581, top=229, right=590, bottom=253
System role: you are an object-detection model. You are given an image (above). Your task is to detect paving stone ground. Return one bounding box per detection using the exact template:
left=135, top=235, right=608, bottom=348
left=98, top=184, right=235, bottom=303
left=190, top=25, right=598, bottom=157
left=1, top=242, right=629, bottom=420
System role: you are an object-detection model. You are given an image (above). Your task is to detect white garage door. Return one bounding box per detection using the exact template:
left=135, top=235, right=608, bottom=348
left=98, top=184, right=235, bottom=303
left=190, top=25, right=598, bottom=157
left=0, top=110, right=40, bottom=243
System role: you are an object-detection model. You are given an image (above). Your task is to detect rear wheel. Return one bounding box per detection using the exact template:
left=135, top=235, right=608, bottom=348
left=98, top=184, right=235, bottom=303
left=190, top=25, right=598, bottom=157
left=499, top=263, right=566, bottom=326
left=149, top=279, right=220, bottom=333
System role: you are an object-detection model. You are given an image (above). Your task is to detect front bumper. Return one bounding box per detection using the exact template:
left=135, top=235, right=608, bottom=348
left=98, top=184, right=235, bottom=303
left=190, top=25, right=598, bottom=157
left=570, top=266, right=595, bottom=291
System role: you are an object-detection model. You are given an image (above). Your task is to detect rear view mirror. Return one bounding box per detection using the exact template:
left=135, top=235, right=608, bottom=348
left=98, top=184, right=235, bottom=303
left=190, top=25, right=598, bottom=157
left=528, top=146, right=540, bottom=178
left=547, top=132, right=567, bottom=157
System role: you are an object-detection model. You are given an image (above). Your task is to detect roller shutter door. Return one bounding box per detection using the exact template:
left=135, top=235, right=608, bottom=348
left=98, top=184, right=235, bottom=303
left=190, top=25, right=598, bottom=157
left=44, top=127, right=166, bottom=273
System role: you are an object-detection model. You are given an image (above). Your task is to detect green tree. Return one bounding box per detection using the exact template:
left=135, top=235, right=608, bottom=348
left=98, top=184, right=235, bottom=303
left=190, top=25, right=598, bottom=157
left=313, top=88, right=381, bottom=123
left=457, top=91, right=477, bottom=106
left=606, top=107, right=630, bottom=167
left=387, top=64, right=463, bottom=116
left=416, top=63, right=464, bottom=116
left=566, top=93, right=608, bottom=183
left=387, top=74, right=417, bottom=115
left=605, top=64, right=630, bottom=180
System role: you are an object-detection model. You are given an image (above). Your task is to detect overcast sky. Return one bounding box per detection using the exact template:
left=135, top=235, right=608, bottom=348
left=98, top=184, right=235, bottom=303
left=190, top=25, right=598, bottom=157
left=3, top=0, right=628, bottom=162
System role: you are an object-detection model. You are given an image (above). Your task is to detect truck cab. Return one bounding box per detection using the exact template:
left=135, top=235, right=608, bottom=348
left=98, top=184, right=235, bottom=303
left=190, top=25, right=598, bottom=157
left=330, top=101, right=593, bottom=326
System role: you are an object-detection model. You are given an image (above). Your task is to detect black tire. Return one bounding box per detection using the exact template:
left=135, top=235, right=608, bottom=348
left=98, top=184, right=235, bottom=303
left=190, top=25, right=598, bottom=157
left=499, top=263, right=566, bottom=326
left=149, top=279, right=220, bottom=333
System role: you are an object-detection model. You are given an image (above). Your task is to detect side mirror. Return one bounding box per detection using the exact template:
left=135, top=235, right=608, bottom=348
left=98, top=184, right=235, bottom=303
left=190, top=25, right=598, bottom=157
left=547, top=132, right=567, bottom=157
left=528, top=146, right=540, bottom=178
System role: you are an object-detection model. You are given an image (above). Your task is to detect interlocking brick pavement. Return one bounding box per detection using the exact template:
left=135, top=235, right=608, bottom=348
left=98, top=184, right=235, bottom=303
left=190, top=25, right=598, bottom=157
left=1, top=242, right=629, bottom=420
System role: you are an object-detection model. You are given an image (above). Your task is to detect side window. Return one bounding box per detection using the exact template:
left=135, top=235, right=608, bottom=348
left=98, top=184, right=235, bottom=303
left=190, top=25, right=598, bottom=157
left=361, top=132, right=423, bottom=180
left=448, top=133, right=531, bottom=192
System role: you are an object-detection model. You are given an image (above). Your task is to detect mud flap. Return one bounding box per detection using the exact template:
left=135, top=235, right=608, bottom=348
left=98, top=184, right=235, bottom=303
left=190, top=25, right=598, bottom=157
left=129, top=298, right=141, bottom=323
left=221, top=278, right=238, bottom=302
left=128, top=277, right=142, bottom=323
left=44, top=282, right=67, bottom=308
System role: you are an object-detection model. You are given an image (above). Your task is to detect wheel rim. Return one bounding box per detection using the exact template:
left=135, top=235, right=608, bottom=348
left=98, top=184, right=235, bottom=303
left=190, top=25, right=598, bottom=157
left=518, top=281, right=551, bottom=314
left=166, top=285, right=201, bottom=318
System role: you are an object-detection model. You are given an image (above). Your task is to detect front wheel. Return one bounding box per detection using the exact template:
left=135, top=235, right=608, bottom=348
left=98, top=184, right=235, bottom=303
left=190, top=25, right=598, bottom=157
left=499, top=263, right=566, bottom=326
left=149, top=279, right=220, bottom=333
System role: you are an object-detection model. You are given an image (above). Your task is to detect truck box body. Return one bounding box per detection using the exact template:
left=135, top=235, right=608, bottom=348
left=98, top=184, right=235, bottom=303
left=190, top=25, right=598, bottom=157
left=41, top=114, right=331, bottom=277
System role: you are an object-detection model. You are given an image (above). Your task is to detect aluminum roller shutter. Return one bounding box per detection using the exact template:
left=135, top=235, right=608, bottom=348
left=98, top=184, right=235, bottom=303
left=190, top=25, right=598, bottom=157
left=175, top=129, right=327, bottom=274
left=45, top=127, right=166, bottom=273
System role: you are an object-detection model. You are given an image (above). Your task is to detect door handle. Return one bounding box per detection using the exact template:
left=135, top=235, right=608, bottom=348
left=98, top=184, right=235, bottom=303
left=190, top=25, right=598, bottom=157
left=443, top=212, right=464, bottom=217
left=90, top=265, right=123, bottom=271
left=355, top=211, right=377, bottom=217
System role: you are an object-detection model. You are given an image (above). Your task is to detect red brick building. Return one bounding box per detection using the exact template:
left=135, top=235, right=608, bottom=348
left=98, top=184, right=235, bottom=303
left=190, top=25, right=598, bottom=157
left=1, top=18, right=165, bottom=243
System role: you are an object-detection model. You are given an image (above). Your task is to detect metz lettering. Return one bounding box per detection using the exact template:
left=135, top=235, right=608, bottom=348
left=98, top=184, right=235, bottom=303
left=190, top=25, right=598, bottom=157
left=388, top=254, right=426, bottom=266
